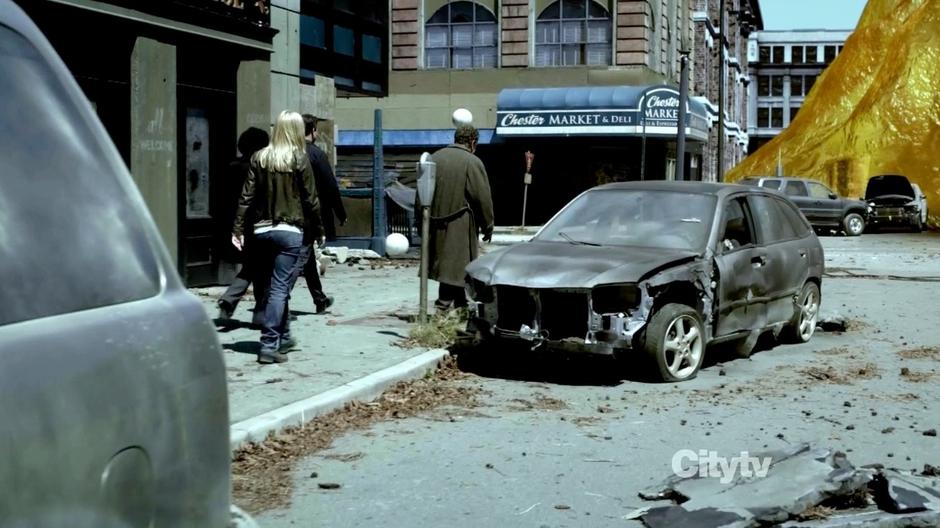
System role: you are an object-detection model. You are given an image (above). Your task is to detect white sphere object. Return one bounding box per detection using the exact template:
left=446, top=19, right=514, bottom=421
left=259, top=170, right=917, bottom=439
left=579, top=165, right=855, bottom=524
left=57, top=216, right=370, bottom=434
left=385, top=233, right=409, bottom=256
left=452, top=108, right=473, bottom=126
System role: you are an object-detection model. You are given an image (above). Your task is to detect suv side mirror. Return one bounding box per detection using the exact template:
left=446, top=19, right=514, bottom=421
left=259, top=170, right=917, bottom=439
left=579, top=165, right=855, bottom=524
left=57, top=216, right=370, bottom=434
left=828, top=192, right=838, bottom=199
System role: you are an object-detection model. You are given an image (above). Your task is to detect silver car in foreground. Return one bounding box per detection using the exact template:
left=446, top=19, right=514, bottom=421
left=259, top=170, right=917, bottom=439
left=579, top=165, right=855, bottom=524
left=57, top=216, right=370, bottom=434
left=0, top=2, right=230, bottom=526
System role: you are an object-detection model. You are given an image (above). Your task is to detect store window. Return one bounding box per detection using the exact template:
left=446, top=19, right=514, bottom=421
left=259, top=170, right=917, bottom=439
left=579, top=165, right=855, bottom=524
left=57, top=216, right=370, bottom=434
left=535, top=0, right=612, bottom=67
left=425, top=2, right=498, bottom=69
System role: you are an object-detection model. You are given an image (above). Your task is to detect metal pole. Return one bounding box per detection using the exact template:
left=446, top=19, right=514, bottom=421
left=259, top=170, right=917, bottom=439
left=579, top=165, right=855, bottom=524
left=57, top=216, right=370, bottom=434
left=676, top=52, right=690, bottom=182
left=419, top=205, right=430, bottom=323
left=640, top=120, right=647, bottom=180
left=521, top=184, right=529, bottom=229
left=717, top=0, right=726, bottom=182
left=371, top=109, right=387, bottom=254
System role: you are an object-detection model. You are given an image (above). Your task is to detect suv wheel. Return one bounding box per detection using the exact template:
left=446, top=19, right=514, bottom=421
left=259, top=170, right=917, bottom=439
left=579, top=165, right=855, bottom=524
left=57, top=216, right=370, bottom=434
left=843, top=213, right=865, bottom=236
left=912, top=215, right=923, bottom=233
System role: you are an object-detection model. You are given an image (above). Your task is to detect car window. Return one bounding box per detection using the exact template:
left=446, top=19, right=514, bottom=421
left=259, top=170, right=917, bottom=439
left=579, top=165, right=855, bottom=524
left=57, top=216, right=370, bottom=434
left=749, top=194, right=798, bottom=243
left=719, top=197, right=755, bottom=251
left=784, top=181, right=808, bottom=196
left=760, top=179, right=782, bottom=190
left=774, top=196, right=812, bottom=236
left=0, top=25, right=160, bottom=327
left=807, top=182, right=832, bottom=199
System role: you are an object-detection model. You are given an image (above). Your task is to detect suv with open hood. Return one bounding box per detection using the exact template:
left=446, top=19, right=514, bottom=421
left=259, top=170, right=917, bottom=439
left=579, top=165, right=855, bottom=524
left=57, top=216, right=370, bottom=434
left=866, top=174, right=924, bottom=232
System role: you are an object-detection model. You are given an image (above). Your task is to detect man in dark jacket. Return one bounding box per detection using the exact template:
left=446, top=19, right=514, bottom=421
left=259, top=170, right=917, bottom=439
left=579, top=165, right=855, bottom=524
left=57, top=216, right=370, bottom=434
left=296, top=114, right=346, bottom=313
left=217, top=127, right=269, bottom=321
left=419, top=124, right=494, bottom=311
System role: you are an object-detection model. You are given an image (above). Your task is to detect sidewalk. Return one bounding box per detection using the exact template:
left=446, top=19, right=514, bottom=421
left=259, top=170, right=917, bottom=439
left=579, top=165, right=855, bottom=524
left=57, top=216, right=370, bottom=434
left=191, top=259, right=440, bottom=442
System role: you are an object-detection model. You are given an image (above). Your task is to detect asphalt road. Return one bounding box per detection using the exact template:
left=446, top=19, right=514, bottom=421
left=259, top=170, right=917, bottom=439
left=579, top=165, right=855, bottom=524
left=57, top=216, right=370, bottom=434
left=256, top=233, right=940, bottom=528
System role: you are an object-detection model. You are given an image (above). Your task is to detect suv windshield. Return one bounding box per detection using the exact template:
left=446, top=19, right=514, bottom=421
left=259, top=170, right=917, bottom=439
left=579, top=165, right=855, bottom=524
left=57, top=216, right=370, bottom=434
left=536, top=190, right=716, bottom=251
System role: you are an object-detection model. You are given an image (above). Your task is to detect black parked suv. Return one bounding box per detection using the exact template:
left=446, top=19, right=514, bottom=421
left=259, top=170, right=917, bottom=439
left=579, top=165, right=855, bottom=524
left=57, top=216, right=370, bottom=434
left=740, top=177, right=870, bottom=236
left=865, top=174, right=924, bottom=232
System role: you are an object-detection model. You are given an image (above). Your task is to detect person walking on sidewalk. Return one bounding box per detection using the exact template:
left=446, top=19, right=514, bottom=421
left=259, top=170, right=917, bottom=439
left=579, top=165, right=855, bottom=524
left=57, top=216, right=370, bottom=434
left=233, top=110, right=324, bottom=364
left=419, top=124, right=494, bottom=311
left=295, top=114, right=347, bottom=313
left=217, top=127, right=269, bottom=322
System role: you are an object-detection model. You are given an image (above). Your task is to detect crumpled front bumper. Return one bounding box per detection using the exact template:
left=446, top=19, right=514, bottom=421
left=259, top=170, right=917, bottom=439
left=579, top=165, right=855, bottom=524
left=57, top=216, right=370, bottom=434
left=467, top=286, right=655, bottom=356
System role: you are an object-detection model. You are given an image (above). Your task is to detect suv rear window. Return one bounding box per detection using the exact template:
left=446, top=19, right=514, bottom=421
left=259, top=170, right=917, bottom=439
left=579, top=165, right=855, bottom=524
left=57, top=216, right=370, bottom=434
left=0, top=26, right=160, bottom=327
left=759, top=179, right=782, bottom=190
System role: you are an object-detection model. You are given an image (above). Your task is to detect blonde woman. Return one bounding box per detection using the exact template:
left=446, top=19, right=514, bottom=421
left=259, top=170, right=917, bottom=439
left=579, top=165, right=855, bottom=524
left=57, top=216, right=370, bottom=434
left=233, top=110, right=323, bottom=364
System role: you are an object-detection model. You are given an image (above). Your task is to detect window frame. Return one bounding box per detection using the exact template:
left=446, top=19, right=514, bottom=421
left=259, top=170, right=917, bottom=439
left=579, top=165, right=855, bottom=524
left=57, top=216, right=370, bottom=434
left=784, top=180, right=809, bottom=197
left=718, top=196, right=758, bottom=253
left=535, top=0, right=612, bottom=68
left=425, top=1, right=499, bottom=70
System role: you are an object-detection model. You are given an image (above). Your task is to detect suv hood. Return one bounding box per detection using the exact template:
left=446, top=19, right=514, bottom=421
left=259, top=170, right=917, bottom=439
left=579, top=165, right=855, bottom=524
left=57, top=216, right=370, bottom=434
left=866, top=175, right=914, bottom=201
left=465, top=241, right=700, bottom=289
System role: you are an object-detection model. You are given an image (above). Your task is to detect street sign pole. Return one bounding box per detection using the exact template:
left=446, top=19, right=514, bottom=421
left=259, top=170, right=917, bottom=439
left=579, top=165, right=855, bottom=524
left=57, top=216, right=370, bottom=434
left=676, top=51, right=690, bottom=181
left=521, top=151, right=534, bottom=229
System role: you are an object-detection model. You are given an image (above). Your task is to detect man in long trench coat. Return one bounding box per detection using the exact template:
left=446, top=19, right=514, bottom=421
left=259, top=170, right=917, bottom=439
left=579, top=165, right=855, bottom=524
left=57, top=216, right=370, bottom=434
left=419, top=124, right=495, bottom=311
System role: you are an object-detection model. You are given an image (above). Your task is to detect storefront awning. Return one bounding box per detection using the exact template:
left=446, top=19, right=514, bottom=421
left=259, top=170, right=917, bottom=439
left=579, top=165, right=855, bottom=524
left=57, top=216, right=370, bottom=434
left=338, top=129, right=496, bottom=148
left=496, top=85, right=710, bottom=141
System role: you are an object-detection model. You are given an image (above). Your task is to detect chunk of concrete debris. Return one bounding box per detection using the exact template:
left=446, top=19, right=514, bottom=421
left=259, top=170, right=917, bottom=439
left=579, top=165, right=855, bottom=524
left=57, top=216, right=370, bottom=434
left=637, top=445, right=940, bottom=528
left=637, top=444, right=871, bottom=527
left=322, top=246, right=349, bottom=264
left=817, top=313, right=848, bottom=333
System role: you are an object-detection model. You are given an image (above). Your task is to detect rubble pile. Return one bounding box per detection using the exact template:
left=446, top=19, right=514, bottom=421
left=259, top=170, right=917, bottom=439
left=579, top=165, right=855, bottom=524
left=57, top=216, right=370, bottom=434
left=629, top=444, right=940, bottom=528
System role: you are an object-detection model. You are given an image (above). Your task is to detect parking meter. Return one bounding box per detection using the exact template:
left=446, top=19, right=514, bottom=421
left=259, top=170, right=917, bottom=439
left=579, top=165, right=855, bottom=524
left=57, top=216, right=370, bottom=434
left=416, top=152, right=436, bottom=322
left=416, top=152, right=436, bottom=205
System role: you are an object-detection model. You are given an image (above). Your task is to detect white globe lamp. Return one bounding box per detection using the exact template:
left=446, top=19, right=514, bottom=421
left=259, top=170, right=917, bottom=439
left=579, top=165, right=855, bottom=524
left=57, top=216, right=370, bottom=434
left=385, top=233, right=410, bottom=256
left=452, top=108, right=473, bottom=126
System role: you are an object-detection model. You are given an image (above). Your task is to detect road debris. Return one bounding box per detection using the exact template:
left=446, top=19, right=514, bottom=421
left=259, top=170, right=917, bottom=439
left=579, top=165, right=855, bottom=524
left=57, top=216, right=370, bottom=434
left=317, top=483, right=341, bottom=490
left=635, top=444, right=940, bottom=527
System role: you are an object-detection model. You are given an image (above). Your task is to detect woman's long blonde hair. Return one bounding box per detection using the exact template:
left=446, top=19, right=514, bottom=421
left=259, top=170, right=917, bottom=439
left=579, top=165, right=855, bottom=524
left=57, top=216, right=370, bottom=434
left=255, top=110, right=306, bottom=172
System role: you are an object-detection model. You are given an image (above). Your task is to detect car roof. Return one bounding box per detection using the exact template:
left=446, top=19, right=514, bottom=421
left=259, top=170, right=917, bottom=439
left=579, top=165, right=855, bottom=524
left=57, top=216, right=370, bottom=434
left=741, top=176, right=819, bottom=183
left=593, top=180, right=759, bottom=196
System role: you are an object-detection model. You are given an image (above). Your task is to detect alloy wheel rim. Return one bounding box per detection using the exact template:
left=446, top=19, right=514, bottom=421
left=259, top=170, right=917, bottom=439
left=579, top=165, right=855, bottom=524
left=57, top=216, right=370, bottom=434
left=799, top=290, right=819, bottom=340
left=849, top=217, right=863, bottom=234
left=663, top=315, right=703, bottom=379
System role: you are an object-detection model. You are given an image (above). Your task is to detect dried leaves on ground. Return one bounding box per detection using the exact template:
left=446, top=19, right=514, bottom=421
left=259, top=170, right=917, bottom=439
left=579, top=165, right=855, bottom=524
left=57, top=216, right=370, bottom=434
left=898, top=346, right=940, bottom=360
left=232, top=355, right=482, bottom=514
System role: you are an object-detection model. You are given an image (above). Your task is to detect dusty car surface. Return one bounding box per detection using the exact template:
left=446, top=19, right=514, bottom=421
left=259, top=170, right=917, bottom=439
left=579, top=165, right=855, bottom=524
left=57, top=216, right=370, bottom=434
left=739, top=177, right=870, bottom=236
left=866, top=174, right=924, bottom=232
left=0, top=2, right=231, bottom=526
left=465, top=181, right=825, bottom=382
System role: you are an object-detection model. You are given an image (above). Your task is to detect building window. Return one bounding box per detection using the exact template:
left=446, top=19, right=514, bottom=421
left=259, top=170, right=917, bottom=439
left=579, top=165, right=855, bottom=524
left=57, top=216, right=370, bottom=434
left=772, top=46, right=784, bottom=63
left=771, top=107, right=783, bottom=128
left=790, top=105, right=800, bottom=121
left=759, top=45, right=770, bottom=62
left=425, top=2, right=498, bottom=69
left=824, top=45, right=837, bottom=62
left=333, top=25, right=355, bottom=56
left=805, top=74, right=817, bottom=92
left=771, top=76, right=783, bottom=96
left=757, top=107, right=769, bottom=128
left=806, top=46, right=818, bottom=62
left=362, top=34, right=382, bottom=63
left=758, top=75, right=770, bottom=96
left=791, top=75, right=803, bottom=96
left=791, top=45, right=803, bottom=63
left=535, top=0, right=612, bottom=67
left=300, top=15, right=327, bottom=49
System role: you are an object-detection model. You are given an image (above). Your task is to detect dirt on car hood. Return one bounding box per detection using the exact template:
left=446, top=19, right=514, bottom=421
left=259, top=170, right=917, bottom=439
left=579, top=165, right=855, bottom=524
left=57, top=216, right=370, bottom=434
left=466, top=241, right=700, bottom=289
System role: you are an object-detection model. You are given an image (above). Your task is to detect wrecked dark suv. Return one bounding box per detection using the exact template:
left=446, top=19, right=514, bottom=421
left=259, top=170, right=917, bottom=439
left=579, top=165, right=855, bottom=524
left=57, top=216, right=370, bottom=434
left=464, top=181, right=825, bottom=382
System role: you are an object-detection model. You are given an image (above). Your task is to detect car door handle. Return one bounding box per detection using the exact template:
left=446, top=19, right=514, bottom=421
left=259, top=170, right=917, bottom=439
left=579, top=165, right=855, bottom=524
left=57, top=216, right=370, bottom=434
left=752, top=255, right=768, bottom=267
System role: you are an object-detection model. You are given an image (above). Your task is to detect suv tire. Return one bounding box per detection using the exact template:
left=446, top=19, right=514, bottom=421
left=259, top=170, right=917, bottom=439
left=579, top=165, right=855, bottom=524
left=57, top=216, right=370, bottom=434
left=640, top=304, right=705, bottom=382
left=843, top=213, right=865, bottom=236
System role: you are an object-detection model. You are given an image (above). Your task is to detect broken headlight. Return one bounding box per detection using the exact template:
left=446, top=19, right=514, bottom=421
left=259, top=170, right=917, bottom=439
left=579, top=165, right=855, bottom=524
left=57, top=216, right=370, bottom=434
left=591, top=284, right=639, bottom=314
left=465, top=278, right=495, bottom=303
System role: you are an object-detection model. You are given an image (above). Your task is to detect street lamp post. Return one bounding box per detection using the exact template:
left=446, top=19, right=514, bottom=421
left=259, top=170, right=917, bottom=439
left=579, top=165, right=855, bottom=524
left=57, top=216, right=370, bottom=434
left=676, top=50, right=690, bottom=181
left=717, top=0, right=726, bottom=182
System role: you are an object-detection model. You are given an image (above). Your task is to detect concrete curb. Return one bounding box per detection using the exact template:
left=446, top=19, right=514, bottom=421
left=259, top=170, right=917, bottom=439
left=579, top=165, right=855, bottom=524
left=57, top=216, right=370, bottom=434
left=229, top=348, right=450, bottom=452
